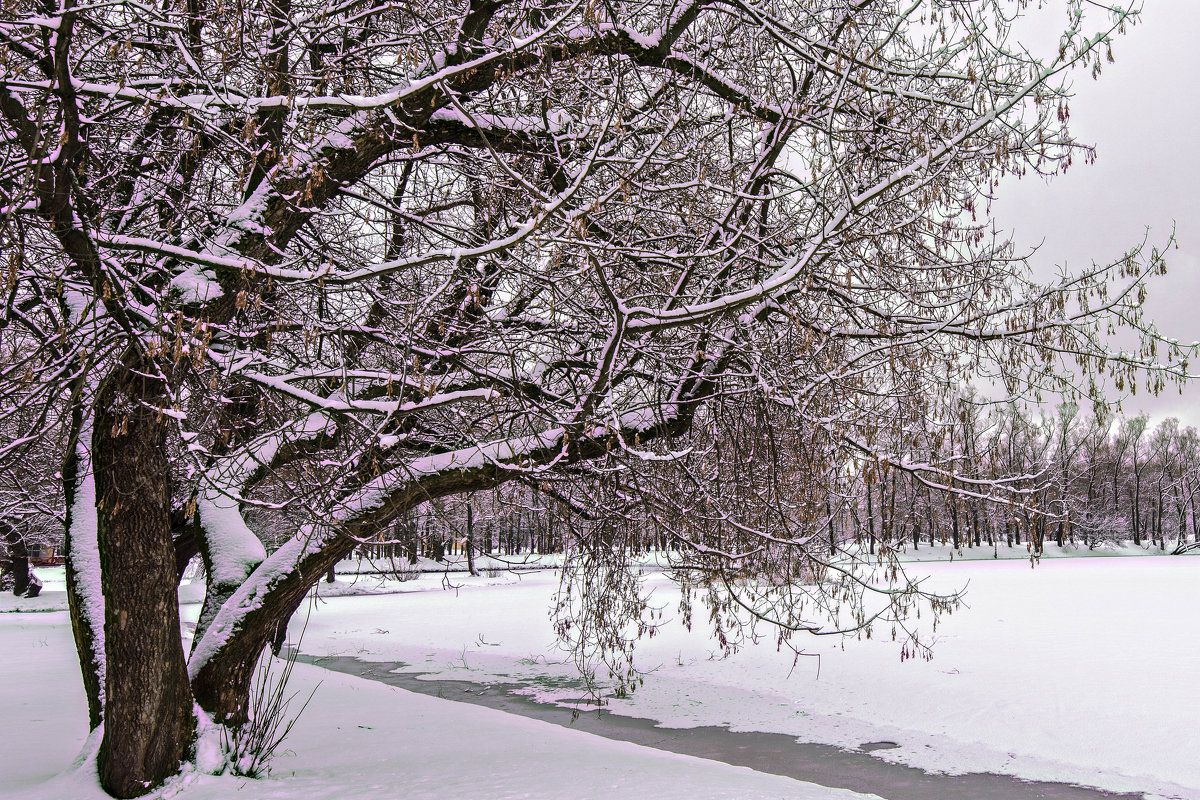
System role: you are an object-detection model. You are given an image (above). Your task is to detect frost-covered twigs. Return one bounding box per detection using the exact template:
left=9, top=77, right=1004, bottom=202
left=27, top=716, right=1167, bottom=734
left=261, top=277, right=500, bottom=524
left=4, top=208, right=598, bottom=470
left=1, top=0, right=1193, bottom=794
left=553, top=540, right=660, bottom=702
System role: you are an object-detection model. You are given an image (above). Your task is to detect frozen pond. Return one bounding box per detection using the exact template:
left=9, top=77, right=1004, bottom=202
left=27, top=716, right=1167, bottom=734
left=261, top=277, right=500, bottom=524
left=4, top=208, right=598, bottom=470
left=300, top=653, right=1147, bottom=800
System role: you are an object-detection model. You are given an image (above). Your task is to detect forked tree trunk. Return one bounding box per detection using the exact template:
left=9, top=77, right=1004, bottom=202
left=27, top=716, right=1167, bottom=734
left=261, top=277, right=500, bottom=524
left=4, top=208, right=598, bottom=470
left=93, top=355, right=194, bottom=798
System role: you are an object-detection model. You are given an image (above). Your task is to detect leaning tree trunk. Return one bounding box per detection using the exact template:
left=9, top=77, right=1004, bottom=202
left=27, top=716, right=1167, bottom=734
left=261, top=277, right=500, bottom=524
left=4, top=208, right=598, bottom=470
left=190, top=429, right=616, bottom=724
left=190, top=533, right=358, bottom=723
left=93, top=353, right=194, bottom=798
left=190, top=460, right=521, bottom=723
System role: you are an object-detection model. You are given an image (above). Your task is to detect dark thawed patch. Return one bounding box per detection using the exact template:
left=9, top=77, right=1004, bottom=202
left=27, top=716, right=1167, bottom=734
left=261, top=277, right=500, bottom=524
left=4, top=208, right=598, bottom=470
left=296, top=652, right=1146, bottom=800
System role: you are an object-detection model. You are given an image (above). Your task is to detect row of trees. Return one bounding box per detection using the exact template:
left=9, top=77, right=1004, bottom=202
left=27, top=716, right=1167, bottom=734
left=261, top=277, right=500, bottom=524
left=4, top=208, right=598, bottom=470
left=0, top=1, right=1189, bottom=796
left=350, top=404, right=1200, bottom=566
left=354, top=490, right=567, bottom=566
left=839, top=404, right=1200, bottom=555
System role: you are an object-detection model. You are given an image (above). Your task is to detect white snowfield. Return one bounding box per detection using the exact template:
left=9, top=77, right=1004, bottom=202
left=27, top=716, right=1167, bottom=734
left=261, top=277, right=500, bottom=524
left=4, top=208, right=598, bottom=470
left=1, top=606, right=874, bottom=800
left=1, top=549, right=1197, bottom=800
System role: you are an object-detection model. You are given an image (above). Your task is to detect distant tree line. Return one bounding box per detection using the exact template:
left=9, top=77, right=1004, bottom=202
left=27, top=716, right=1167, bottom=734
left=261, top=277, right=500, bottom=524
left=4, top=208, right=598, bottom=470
left=831, top=402, right=1200, bottom=556
left=357, top=402, right=1200, bottom=564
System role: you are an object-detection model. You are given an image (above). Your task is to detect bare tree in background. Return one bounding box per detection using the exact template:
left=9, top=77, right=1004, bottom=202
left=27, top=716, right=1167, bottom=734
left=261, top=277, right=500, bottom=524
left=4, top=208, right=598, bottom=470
left=0, top=0, right=1190, bottom=794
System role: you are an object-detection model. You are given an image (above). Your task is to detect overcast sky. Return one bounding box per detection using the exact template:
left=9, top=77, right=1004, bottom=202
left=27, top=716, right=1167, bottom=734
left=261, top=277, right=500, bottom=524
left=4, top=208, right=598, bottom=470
left=987, top=0, right=1200, bottom=427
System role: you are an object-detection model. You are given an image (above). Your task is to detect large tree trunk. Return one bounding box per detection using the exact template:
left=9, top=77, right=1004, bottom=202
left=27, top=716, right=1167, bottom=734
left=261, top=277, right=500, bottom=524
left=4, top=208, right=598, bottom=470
left=93, top=354, right=194, bottom=798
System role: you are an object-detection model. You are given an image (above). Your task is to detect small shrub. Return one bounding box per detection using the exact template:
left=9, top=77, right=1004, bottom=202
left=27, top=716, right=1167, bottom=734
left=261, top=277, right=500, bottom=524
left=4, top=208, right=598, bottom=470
left=220, top=645, right=318, bottom=777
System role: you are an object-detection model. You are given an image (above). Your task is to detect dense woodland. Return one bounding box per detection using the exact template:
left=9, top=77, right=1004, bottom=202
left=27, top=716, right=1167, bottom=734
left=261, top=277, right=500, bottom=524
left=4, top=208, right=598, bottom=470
left=845, top=405, right=1200, bottom=554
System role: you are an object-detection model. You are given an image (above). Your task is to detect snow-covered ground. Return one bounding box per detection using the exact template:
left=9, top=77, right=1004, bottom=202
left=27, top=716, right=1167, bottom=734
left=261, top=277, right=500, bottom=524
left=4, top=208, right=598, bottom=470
left=2, top=548, right=1197, bottom=799
left=0, top=592, right=877, bottom=800
left=289, top=548, right=1200, bottom=800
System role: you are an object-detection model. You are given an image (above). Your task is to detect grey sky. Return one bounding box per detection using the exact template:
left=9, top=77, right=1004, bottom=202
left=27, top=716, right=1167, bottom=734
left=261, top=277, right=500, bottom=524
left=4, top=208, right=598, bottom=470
left=988, top=0, right=1200, bottom=427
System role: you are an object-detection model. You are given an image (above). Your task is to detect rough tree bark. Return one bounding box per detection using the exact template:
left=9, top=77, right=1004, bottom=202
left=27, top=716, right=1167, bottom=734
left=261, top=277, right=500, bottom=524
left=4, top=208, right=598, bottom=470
left=93, top=352, right=195, bottom=798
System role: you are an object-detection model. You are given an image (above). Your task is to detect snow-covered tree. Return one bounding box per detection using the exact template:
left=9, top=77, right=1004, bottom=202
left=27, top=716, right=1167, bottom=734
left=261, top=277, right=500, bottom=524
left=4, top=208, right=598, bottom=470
left=0, top=0, right=1190, bottom=794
